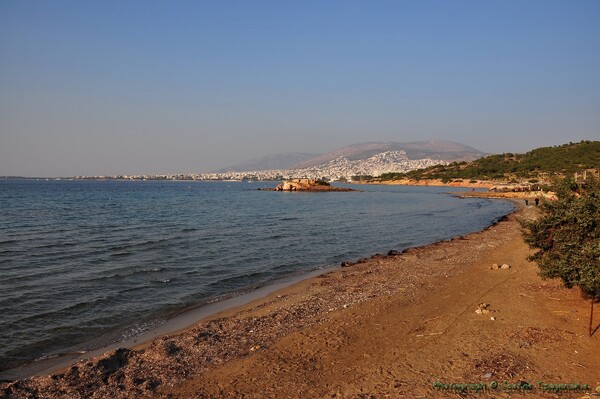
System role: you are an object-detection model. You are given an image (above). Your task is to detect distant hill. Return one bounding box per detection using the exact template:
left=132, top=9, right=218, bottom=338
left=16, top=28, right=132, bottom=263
left=295, top=140, right=486, bottom=168
left=215, top=152, right=318, bottom=172
left=377, top=140, right=600, bottom=182
left=217, top=140, right=486, bottom=172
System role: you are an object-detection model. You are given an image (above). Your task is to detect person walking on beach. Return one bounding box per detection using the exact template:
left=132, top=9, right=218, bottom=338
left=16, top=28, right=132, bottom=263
left=525, top=199, right=529, bottom=206
left=534, top=197, right=539, bottom=206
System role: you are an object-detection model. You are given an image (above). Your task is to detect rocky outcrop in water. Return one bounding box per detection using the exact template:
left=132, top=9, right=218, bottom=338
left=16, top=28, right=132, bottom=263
left=262, top=179, right=356, bottom=192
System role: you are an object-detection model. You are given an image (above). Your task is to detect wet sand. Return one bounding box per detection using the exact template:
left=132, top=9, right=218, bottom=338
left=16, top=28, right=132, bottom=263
left=2, top=205, right=599, bottom=398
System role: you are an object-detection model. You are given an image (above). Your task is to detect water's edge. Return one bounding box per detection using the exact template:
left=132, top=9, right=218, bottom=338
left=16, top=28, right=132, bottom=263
left=0, top=266, right=337, bottom=381
left=0, top=198, right=516, bottom=381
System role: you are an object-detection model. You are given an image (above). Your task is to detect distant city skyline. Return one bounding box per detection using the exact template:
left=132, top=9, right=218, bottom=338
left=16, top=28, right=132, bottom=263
left=1, top=1, right=599, bottom=177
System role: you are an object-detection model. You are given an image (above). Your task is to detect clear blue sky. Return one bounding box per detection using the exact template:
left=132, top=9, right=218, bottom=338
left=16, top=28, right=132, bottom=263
left=1, top=0, right=599, bottom=176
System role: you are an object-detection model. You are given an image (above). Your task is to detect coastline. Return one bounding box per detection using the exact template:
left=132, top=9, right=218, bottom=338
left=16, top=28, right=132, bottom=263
left=2, top=204, right=599, bottom=398
left=0, top=266, right=336, bottom=381
left=0, top=182, right=508, bottom=379
left=373, top=178, right=498, bottom=189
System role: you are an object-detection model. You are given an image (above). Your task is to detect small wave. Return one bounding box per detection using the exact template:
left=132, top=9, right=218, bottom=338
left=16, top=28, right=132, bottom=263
left=34, top=241, right=79, bottom=250
left=211, top=271, right=267, bottom=287
left=14, top=297, right=108, bottom=324
left=109, top=251, right=132, bottom=258
left=105, top=238, right=171, bottom=253
left=280, top=217, right=299, bottom=221
left=119, top=319, right=166, bottom=341
left=86, top=267, right=165, bottom=282
left=154, top=278, right=172, bottom=284
left=181, top=228, right=197, bottom=233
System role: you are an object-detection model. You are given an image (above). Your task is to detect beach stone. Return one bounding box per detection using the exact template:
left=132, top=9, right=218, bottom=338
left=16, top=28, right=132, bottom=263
left=490, top=316, right=496, bottom=321
left=388, top=250, right=402, bottom=256
left=341, top=261, right=351, bottom=267
left=501, top=263, right=511, bottom=269
left=94, top=348, right=132, bottom=381
left=491, top=263, right=499, bottom=270
left=475, top=303, right=491, bottom=315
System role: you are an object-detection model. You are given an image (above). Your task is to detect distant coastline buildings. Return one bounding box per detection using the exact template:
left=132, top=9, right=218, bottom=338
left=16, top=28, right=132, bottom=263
left=74, top=151, right=448, bottom=182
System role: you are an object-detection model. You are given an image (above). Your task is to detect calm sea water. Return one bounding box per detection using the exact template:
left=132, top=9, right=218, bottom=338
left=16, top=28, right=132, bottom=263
left=0, top=179, right=513, bottom=371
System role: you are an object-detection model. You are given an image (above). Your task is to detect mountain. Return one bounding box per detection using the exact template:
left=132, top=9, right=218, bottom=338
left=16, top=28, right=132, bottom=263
left=217, top=140, right=486, bottom=172
left=293, top=140, right=486, bottom=168
left=215, top=152, right=319, bottom=172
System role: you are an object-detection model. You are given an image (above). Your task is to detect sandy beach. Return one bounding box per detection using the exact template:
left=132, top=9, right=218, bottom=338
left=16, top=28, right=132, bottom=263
left=2, top=204, right=599, bottom=398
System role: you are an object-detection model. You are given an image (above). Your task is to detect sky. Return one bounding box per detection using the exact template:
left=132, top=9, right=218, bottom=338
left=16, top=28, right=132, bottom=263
left=1, top=1, right=599, bottom=177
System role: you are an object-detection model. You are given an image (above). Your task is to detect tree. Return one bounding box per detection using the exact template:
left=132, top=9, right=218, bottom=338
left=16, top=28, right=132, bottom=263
left=520, top=177, right=600, bottom=335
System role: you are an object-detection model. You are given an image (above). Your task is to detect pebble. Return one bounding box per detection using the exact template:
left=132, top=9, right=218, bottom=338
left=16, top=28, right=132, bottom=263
left=475, top=303, right=491, bottom=315
left=501, top=263, right=511, bottom=269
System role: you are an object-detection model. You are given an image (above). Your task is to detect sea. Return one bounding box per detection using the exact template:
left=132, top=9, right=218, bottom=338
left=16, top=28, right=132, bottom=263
left=0, top=179, right=514, bottom=372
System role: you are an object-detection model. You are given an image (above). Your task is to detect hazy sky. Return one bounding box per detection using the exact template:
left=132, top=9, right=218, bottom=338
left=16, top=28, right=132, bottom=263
left=1, top=1, right=599, bottom=176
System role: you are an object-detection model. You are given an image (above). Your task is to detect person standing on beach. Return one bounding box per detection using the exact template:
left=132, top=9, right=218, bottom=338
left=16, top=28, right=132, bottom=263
left=534, top=197, right=539, bottom=206
left=525, top=199, right=529, bottom=206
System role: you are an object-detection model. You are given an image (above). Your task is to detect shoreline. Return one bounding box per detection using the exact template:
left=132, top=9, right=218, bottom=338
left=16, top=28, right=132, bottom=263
left=0, top=266, right=337, bottom=381
left=374, top=178, right=498, bottom=189
left=2, top=197, right=515, bottom=379
left=0, top=187, right=510, bottom=381
left=3, top=202, right=599, bottom=398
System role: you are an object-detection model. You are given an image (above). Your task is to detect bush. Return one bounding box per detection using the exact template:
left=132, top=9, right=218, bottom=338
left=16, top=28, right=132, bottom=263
left=520, top=177, right=600, bottom=299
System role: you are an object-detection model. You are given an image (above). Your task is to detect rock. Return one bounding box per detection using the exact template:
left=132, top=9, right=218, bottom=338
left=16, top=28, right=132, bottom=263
left=490, top=263, right=499, bottom=270
left=341, top=261, right=351, bottom=267
left=475, top=303, right=491, bottom=315
left=490, top=316, right=496, bottom=321
left=96, top=348, right=131, bottom=374
left=371, top=253, right=386, bottom=260
left=356, top=258, right=368, bottom=264
left=388, top=250, right=402, bottom=256
left=272, top=179, right=356, bottom=192
left=501, top=263, right=511, bottom=269
left=161, top=340, right=180, bottom=356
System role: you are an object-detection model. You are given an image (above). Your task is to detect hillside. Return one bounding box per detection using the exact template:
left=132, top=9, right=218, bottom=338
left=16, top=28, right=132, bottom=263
left=294, top=140, right=486, bottom=168
left=375, top=140, right=600, bottom=183
left=215, top=140, right=486, bottom=173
